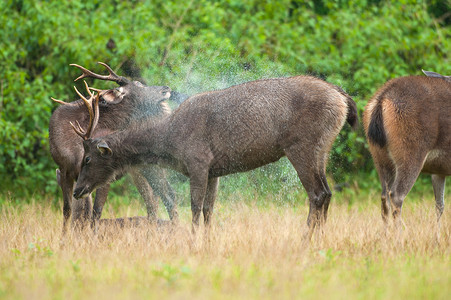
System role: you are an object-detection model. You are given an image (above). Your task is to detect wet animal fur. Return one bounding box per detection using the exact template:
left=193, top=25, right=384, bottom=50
left=74, top=75, right=358, bottom=234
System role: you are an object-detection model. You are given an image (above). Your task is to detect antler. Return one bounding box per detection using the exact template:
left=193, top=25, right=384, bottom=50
left=51, top=86, right=103, bottom=106
left=70, top=80, right=100, bottom=140
left=70, top=62, right=130, bottom=86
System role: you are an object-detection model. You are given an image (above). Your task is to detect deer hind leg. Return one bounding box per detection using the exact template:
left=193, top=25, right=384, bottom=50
left=141, top=167, right=179, bottom=222
left=380, top=179, right=392, bottom=224
left=319, top=173, right=332, bottom=223
left=317, top=152, right=333, bottom=223
left=431, top=174, right=446, bottom=224
left=199, top=177, right=219, bottom=245
left=131, top=170, right=158, bottom=223
left=188, top=165, right=210, bottom=234
left=388, top=154, right=426, bottom=226
left=203, top=177, right=219, bottom=229
left=306, top=173, right=332, bottom=229
left=285, top=146, right=332, bottom=232
left=369, top=146, right=396, bottom=223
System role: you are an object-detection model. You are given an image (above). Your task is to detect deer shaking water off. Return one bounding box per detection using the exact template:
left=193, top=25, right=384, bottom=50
left=49, top=63, right=178, bottom=233
left=72, top=75, right=358, bottom=237
left=363, top=70, right=451, bottom=228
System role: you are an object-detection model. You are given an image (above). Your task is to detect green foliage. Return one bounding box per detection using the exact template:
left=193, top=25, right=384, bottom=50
left=1, top=0, right=450, bottom=198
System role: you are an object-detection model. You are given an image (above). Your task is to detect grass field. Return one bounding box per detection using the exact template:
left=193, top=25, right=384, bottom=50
left=1, top=191, right=450, bottom=300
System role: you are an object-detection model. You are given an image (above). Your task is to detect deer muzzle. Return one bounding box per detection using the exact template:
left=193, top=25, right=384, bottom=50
left=73, top=185, right=90, bottom=199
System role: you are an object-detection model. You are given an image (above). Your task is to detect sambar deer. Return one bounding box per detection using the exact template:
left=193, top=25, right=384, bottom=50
left=363, top=70, right=451, bottom=225
left=72, top=75, right=358, bottom=235
left=49, top=63, right=178, bottom=232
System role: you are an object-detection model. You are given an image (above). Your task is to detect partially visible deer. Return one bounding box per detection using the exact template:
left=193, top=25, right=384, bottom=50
left=49, top=63, right=178, bottom=233
left=363, top=71, right=451, bottom=225
left=71, top=75, right=357, bottom=237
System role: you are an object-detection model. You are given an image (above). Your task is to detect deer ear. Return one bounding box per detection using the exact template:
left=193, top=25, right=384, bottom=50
left=97, top=140, right=113, bottom=156
left=422, top=70, right=445, bottom=78
left=422, top=70, right=451, bottom=83
left=100, top=88, right=125, bottom=105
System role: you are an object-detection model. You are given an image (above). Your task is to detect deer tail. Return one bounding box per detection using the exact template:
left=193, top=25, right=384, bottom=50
left=345, top=95, right=358, bottom=130
left=367, top=98, right=387, bottom=148
left=335, top=86, right=358, bottom=130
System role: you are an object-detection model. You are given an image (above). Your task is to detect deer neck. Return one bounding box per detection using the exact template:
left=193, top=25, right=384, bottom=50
left=107, top=118, right=180, bottom=172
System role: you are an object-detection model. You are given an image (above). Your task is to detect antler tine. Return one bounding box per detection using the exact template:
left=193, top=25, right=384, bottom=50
left=70, top=63, right=105, bottom=82
left=88, top=87, right=103, bottom=93
left=70, top=62, right=129, bottom=85
left=51, top=97, right=68, bottom=105
left=74, top=85, right=90, bottom=107
left=70, top=120, right=86, bottom=139
left=83, top=80, right=94, bottom=99
left=97, top=62, right=121, bottom=80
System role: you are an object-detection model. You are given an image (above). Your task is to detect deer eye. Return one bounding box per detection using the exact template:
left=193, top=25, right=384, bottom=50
left=85, top=156, right=91, bottom=165
left=99, top=96, right=107, bottom=105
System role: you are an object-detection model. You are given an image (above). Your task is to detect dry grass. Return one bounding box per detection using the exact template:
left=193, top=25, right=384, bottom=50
left=0, top=197, right=450, bottom=300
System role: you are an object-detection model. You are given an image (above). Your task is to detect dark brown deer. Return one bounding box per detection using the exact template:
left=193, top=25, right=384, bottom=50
left=49, top=63, right=178, bottom=233
left=363, top=71, right=451, bottom=225
left=72, top=75, right=358, bottom=235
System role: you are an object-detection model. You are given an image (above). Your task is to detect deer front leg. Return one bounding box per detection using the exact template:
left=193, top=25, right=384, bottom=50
left=58, top=169, right=74, bottom=235
left=140, top=166, right=179, bottom=222
left=90, top=184, right=111, bottom=231
left=71, top=195, right=93, bottom=231
left=132, top=171, right=158, bottom=224
left=92, top=184, right=111, bottom=221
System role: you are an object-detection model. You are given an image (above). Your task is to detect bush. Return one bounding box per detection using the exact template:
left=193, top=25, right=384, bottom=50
left=1, top=0, right=450, bottom=199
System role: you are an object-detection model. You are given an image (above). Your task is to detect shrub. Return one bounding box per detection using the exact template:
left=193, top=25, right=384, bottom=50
left=1, top=0, right=450, bottom=199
